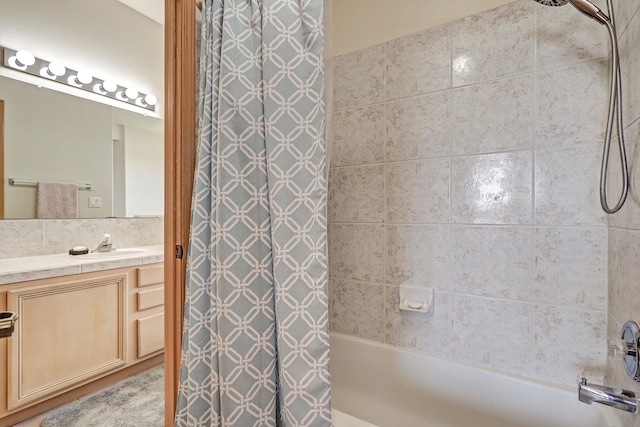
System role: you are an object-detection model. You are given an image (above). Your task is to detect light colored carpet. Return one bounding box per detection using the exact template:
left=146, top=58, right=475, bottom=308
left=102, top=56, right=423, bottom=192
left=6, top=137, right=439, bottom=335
left=40, top=365, right=164, bottom=427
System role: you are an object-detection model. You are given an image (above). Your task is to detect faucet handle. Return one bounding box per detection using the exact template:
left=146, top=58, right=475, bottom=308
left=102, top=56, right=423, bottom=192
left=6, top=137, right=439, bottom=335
left=581, top=378, right=588, bottom=386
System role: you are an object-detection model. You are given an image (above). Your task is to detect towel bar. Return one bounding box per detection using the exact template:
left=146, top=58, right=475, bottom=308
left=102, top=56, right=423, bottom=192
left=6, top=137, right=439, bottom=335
left=8, top=178, right=92, bottom=190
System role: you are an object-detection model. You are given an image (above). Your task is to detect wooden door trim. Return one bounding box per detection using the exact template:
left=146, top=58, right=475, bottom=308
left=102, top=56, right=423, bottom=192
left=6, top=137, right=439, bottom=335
left=0, top=99, right=4, bottom=219
left=164, top=0, right=197, bottom=425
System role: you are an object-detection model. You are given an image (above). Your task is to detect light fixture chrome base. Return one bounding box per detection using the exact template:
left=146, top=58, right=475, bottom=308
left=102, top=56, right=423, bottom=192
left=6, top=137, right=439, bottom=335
left=621, top=320, right=640, bottom=381
left=1, top=46, right=156, bottom=112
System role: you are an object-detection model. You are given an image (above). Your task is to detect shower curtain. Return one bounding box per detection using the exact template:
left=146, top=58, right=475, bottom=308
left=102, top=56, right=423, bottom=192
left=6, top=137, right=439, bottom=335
left=174, top=0, right=331, bottom=426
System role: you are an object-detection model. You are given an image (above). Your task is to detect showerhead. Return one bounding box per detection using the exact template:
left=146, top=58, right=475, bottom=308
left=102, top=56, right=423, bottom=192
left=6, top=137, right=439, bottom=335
left=533, top=0, right=609, bottom=25
left=534, top=0, right=570, bottom=5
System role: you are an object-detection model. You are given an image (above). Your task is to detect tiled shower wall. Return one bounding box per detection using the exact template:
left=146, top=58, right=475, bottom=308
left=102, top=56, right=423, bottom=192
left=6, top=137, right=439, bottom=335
left=0, top=217, right=164, bottom=260
left=607, top=1, right=640, bottom=426
left=329, top=0, right=621, bottom=387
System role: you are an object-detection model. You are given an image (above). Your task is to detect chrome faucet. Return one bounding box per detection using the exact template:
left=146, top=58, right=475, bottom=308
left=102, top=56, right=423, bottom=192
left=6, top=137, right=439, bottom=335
left=579, top=378, right=638, bottom=413
left=93, top=233, right=114, bottom=253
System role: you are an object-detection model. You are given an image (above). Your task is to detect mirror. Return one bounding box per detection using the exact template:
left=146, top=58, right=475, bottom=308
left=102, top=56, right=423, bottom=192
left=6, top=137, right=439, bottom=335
left=0, top=0, right=164, bottom=219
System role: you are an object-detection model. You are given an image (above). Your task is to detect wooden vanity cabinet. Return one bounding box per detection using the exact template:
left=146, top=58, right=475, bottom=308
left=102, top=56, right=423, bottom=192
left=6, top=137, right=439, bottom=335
left=0, top=262, right=165, bottom=421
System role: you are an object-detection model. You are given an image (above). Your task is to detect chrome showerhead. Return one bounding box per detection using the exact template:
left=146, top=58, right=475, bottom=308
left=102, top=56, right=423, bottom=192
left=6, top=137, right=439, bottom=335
left=533, top=0, right=609, bottom=25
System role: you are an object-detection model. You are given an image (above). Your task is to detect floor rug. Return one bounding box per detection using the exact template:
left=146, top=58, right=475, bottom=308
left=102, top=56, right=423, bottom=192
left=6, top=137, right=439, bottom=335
left=40, top=365, right=164, bottom=427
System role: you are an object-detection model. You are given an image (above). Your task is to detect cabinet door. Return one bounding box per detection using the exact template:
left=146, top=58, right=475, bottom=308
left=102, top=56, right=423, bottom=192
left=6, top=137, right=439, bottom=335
left=6, top=274, right=126, bottom=409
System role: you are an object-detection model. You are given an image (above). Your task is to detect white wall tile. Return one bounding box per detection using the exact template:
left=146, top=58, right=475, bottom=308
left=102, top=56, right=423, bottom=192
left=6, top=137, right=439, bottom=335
left=330, top=224, right=384, bottom=283
left=535, top=227, right=607, bottom=310
left=386, top=24, right=450, bottom=100
left=386, top=91, right=450, bottom=162
left=620, top=7, right=640, bottom=127
left=333, top=105, right=385, bottom=167
left=535, top=144, right=606, bottom=226
left=329, top=165, right=384, bottom=223
left=534, top=305, right=607, bottom=385
left=44, top=219, right=104, bottom=255
left=0, top=220, right=45, bottom=259
left=385, top=159, right=450, bottom=223
left=333, top=44, right=386, bottom=111
left=451, top=226, right=533, bottom=300
left=386, top=225, right=450, bottom=288
left=451, top=75, right=533, bottom=155
left=331, top=279, right=384, bottom=342
left=451, top=151, right=533, bottom=224
left=451, top=1, right=535, bottom=87
left=534, top=60, right=609, bottom=147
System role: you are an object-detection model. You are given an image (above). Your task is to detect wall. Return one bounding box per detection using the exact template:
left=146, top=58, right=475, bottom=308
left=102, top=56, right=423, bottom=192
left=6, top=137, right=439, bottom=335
left=329, top=0, right=613, bottom=387
left=332, top=0, right=516, bottom=56
left=1, top=77, right=113, bottom=218
left=607, top=1, right=640, bottom=426
left=0, top=217, right=163, bottom=259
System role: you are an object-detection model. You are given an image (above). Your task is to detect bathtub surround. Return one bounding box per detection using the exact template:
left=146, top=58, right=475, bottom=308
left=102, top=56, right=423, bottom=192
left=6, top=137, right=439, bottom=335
left=608, top=1, right=640, bottom=426
left=329, top=0, right=616, bottom=388
left=0, top=217, right=164, bottom=259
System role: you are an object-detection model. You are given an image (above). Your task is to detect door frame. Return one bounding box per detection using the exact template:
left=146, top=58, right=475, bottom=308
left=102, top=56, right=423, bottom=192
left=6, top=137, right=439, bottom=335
left=164, top=0, right=197, bottom=425
left=0, top=99, right=4, bottom=219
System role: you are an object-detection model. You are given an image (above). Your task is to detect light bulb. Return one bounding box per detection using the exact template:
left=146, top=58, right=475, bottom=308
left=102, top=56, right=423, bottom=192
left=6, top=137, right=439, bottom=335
left=142, top=94, right=157, bottom=106
left=124, top=87, right=139, bottom=100
left=15, top=50, right=35, bottom=67
left=47, top=62, right=66, bottom=77
left=75, top=70, right=93, bottom=85
left=101, top=80, right=118, bottom=93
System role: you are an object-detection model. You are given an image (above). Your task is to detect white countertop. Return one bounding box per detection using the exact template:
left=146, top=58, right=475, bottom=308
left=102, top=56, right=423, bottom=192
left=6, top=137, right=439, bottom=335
left=0, top=245, right=164, bottom=285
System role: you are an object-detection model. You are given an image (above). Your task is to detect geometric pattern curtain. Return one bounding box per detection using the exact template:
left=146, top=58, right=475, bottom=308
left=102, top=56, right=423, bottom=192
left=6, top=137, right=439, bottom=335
left=174, top=0, right=331, bottom=425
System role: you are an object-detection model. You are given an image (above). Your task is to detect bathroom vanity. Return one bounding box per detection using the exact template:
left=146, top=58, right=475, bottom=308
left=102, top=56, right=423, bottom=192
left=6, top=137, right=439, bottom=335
left=0, top=246, right=164, bottom=423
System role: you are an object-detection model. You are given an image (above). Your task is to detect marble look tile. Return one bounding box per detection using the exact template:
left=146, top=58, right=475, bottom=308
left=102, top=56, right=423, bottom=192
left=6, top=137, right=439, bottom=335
left=384, top=287, right=450, bottom=357
left=385, top=159, right=450, bottom=224
left=605, top=119, right=638, bottom=229
left=333, top=44, right=386, bottom=111
left=329, top=165, right=384, bottom=223
left=80, top=257, right=143, bottom=273
left=330, top=279, right=384, bottom=342
left=451, top=151, right=533, bottom=224
left=44, top=219, right=104, bottom=255
left=534, top=227, right=607, bottom=310
left=0, top=220, right=45, bottom=259
left=451, top=75, right=533, bottom=155
left=385, top=225, right=449, bottom=288
left=451, top=1, right=535, bottom=87
left=385, top=91, right=450, bottom=162
left=0, top=254, right=83, bottom=285
left=534, top=305, right=606, bottom=386
left=332, top=105, right=385, bottom=167
left=534, top=60, right=609, bottom=147
left=620, top=8, right=640, bottom=128
left=330, top=224, right=384, bottom=283
left=535, top=0, right=608, bottom=71
left=451, top=226, right=532, bottom=300
left=104, top=217, right=164, bottom=248
left=614, top=0, right=640, bottom=38
left=535, top=144, right=606, bottom=226
left=386, top=24, right=450, bottom=100
left=608, top=229, right=640, bottom=324
left=447, top=294, right=534, bottom=377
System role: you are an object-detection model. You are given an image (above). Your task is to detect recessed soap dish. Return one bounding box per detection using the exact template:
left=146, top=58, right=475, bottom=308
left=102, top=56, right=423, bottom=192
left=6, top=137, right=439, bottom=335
left=399, top=285, right=433, bottom=313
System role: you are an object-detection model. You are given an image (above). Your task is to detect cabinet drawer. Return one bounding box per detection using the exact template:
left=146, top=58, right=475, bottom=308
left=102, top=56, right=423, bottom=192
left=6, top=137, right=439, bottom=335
left=137, top=288, right=164, bottom=311
left=137, top=265, right=164, bottom=287
left=137, top=313, right=164, bottom=358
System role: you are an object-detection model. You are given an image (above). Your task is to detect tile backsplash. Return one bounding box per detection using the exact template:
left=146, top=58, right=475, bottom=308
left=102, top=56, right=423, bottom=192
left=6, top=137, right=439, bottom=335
left=328, top=0, right=621, bottom=388
left=0, top=217, right=164, bottom=259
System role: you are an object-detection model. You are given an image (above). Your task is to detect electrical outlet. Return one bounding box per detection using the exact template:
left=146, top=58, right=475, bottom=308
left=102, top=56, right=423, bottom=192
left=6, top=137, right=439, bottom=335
left=88, top=196, right=102, bottom=208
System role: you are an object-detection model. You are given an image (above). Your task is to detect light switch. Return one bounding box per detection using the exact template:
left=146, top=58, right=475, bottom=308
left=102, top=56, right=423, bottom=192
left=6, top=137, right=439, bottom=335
left=88, top=196, right=102, bottom=208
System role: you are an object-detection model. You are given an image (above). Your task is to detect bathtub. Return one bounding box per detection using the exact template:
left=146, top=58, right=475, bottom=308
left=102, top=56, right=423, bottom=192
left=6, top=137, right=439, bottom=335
left=329, top=333, right=620, bottom=427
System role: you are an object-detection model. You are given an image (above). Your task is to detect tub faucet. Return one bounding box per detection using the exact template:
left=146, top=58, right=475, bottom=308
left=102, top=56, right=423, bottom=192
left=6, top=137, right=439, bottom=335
left=93, top=233, right=113, bottom=253
left=579, top=378, right=638, bottom=413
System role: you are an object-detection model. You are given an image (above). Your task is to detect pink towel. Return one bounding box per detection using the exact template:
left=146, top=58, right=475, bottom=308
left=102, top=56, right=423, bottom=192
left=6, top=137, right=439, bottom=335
left=36, top=182, right=79, bottom=218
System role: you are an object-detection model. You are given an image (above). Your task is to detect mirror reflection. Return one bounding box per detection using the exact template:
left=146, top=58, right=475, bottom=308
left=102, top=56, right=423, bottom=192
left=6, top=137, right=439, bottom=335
left=0, top=0, right=164, bottom=220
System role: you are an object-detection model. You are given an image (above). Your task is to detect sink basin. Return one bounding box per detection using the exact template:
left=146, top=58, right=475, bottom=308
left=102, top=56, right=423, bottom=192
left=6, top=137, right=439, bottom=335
left=73, top=249, right=146, bottom=259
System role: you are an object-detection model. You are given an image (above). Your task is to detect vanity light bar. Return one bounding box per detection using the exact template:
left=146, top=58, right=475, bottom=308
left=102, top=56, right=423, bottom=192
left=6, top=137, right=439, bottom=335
left=1, top=47, right=156, bottom=112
